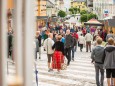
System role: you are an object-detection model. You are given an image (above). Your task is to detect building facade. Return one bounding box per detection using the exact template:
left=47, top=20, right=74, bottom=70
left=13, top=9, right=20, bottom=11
left=93, top=0, right=115, bottom=33
left=71, top=0, right=87, bottom=11
left=87, top=0, right=93, bottom=12
left=93, top=0, right=115, bottom=20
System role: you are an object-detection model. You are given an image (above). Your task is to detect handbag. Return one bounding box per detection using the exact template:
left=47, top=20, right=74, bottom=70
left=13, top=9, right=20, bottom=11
left=60, top=55, right=67, bottom=70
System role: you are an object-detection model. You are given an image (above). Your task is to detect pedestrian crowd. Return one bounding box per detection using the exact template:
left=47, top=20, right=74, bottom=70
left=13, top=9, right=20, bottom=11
left=8, top=23, right=115, bottom=86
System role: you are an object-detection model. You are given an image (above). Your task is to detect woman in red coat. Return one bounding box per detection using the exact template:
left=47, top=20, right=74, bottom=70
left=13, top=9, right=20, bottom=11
left=52, top=34, right=64, bottom=72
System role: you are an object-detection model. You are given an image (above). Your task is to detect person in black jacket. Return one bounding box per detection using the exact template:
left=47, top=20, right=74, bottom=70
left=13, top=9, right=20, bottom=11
left=36, top=31, right=42, bottom=59
left=65, top=30, right=74, bottom=66
left=8, top=29, right=13, bottom=59
left=52, top=34, right=64, bottom=72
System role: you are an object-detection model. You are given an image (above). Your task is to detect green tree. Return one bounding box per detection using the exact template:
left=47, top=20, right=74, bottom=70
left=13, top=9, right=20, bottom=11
left=88, top=13, right=97, bottom=20
left=73, top=7, right=78, bottom=14
left=80, top=13, right=98, bottom=23
left=77, top=8, right=80, bottom=13
left=58, top=10, right=66, bottom=17
left=69, top=8, right=74, bottom=14
left=80, top=10, right=87, bottom=15
left=80, top=14, right=88, bottom=22
left=69, top=7, right=80, bottom=14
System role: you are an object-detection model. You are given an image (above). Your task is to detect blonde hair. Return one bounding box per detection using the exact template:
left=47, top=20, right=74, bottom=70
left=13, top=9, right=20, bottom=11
left=108, top=37, right=114, bottom=45
left=96, top=38, right=102, bottom=45
left=57, top=34, right=62, bottom=41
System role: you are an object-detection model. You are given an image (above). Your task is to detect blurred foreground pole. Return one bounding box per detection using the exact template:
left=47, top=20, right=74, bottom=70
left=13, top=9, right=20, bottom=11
left=22, top=0, right=35, bottom=86
left=0, top=0, right=7, bottom=86
left=13, top=0, right=23, bottom=81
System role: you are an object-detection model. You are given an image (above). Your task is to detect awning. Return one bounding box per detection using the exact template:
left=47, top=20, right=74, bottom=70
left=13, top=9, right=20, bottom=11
left=84, top=18, right=104, bottom=26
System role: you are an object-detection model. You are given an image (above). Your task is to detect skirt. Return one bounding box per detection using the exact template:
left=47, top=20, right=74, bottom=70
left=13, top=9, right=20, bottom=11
left=52, top=51, right=64, bottom=70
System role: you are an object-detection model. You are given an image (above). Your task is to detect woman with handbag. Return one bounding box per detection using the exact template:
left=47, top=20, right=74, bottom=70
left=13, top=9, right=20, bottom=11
left=52, top=34, right=65, bottom=72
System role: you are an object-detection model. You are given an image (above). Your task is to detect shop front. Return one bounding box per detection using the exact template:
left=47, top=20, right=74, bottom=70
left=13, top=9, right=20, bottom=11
left=107, top=19, right=115, bottom=34
left=36, top=16, right=48, bottom=31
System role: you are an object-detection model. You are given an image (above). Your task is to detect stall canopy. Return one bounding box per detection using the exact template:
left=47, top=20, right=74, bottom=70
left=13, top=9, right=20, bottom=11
left=84, top=19, right=104, bottom=26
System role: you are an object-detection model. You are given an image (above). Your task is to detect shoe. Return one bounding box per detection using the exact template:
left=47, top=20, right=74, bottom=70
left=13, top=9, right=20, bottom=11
left=48, top=68, right=53, bottom=72
left=67, top=63, right=70, bottom=66
left=72, top=58, right=74, bottom=61
left=86, top=51, right=88, bottom=52
left=39, top=57, right=41, bottom=59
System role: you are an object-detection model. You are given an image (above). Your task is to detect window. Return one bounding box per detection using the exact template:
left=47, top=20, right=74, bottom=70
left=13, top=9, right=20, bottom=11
left=82, top=6, right=85, bottom=8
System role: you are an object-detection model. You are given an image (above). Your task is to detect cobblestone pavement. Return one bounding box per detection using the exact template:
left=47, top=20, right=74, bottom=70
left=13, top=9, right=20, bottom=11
left=8, top=46, right=107, bottom=86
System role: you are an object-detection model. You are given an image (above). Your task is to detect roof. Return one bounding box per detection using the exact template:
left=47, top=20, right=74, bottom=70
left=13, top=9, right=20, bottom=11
left=84, top=18, right=104, bottom=26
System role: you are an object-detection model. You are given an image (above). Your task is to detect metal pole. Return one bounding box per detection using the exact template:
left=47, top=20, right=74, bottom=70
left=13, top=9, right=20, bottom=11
left=0, top=0, right=7, bottom=86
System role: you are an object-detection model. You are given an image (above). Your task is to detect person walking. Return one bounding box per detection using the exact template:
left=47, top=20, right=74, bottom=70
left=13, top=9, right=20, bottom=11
left=8, top=29, right=13, bottom=60
left=52, top=34, right=64, bottom=72
left=78, top=34, right=85, bottom=52
left=103, top=38, right=115, bottom=86
left=71, top=36, right=77, bottom=61
left=72, top=31, right=79, bottom=52
left=37, top=31, right=42, bottom=59
left=44, top=33, right=54, bottom=72
left=65, top=30, right=74, bottom=66
left=106, top=31, right=114, bottom=41
left=85, top=31, right=93, bottom=52
left=91, top=38, right=105, bottom=86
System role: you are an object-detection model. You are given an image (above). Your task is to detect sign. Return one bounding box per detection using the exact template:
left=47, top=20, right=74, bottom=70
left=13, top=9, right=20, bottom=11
left=104, top=9, right=109, bottom=17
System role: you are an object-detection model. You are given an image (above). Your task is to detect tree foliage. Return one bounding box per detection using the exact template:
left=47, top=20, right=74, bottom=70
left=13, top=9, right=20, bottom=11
left=69, top=8, right=74, bottom=14
left=80, top=13, right=98, bottom=22
left=80, top=10, right=87, bottom=15
left=69, top=7, right=80, bottom=14
left=58, top=10, right=66, bottom=17
left=80, top=14, right=87, bottom=22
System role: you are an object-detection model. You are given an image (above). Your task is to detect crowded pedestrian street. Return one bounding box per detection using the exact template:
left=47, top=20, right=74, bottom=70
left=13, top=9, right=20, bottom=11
left=1, top=0, right=115, bottom=86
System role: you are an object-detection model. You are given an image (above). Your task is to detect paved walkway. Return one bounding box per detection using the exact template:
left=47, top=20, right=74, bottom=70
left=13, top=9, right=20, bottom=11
left=8, top=46, right=107, bottom=86
left=36, top=47, right=107, bottom=86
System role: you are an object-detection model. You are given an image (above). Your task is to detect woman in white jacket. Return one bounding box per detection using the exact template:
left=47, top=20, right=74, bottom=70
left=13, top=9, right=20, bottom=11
left=78, top=34, right=85, bottom=52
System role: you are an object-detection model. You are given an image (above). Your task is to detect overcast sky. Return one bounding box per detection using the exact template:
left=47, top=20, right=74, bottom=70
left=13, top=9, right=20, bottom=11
left=64, top=0, right=71, bottom=9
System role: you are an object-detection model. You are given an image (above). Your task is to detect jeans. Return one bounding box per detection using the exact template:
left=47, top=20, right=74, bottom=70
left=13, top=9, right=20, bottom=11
left=71, top=47, right=75, bottom=59
left=38, top=47, right=41, bottom=58
left=65, top=47, right=71, bottom=65
left=79, top=44, right=83, bottom=51
left=95, top=64, right=104, bottom=86
left=75, top=41, right=78, bottom=51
